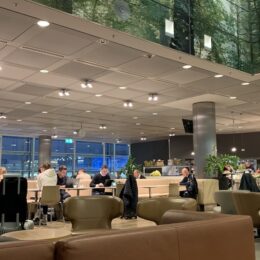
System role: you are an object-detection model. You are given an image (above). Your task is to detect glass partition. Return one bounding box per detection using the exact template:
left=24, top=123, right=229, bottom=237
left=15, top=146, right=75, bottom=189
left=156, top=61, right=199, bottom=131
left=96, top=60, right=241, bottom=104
left=33, top=0, right=260, bottom=74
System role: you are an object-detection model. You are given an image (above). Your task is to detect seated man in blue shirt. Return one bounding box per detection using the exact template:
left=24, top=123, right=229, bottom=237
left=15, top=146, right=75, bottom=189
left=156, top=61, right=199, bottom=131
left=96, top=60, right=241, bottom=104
left=90, top=165, right=111, bottom=195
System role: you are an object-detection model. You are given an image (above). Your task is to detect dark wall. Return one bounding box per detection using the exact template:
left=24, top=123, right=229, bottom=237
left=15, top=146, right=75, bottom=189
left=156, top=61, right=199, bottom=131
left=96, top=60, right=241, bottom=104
left=131, top=140, right=169, bottom=165
left=170, top=135, right=193, bottom=159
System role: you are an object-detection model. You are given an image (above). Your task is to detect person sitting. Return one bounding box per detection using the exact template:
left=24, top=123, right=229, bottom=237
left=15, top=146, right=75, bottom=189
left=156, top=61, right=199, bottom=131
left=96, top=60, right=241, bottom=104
left=90, top=165, right=111, bottom=195
left=76, top=168, right=91, bottom=180
left=0, top=167, right=7, bottom=182
left=179, top=167, right=198, bottom=199
left=57, top=165, right=71, bottom=202
left=133, top=169, right=146, bottom=179
left=245, top=161, right=255, bottom=173
left=35, top=162, right=57, bottom=225
left=219, top=165, right=233, bottom=190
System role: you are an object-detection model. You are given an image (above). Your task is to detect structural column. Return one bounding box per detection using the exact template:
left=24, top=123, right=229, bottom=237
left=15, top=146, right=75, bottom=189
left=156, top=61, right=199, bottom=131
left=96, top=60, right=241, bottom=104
left=193, top=102, right=217, bottom=178
left=38, top=135, right=51, bottom=167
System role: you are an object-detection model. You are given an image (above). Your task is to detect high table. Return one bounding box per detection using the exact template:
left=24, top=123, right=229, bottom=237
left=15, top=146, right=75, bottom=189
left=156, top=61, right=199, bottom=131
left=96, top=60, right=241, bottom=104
left=1, top=228, right=71, bottom=241
left=28, top=188, right=41, bottom=202
left=66, top=187, right=88, bottom=196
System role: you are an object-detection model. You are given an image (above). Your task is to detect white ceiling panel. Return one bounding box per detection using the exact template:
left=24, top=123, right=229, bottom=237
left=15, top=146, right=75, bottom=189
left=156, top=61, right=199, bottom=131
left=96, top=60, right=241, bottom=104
left=25, top=72, right=76, bottom=88
left=34, top=97, right=70, bottom=107
left=13, top=84, right=55, bottom=96
left=3, top=49, right=61, bottom=69
left=126, top=79, right=174, bottom=92
left=103, top=88, right=144, bottom=99
left=119, top=56, right=181, bottom=77
left=161, top=87, right=202, bottom=100
left=160, top=68, right=211, bottom=84
left=80, top=95, right=119, bottom=105
left=79, top=42, right=144, bottom=67
left=53, top=61, right=106, bottom=80
left=214, top=85, right=257, bottom=97
left=0, top=91, right=35, bottom=102
left=64, top=102, right=98, bottom=111
left=7, top=109, right=39, bottom=118
left=96, top=72, right=141, bottom=86
left=25, top=25, right=94, bottom=56
left=0, top=8, right=35, bottom=41
left=1, top=64, right=35, bottom=80
left=0, top=78, right=16, bottom=89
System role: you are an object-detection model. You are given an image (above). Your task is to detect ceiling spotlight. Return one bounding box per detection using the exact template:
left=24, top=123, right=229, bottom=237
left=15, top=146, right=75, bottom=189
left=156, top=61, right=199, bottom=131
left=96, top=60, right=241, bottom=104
left=191, top=151, right=195, bottom=156
left=99, top=124, right=107, bottom=130
left=148, top=93, right=158, bottom=101
left=182, top=64, right=192, bottom=69
left=169, top=133, right=175, bottom=137
left=40, top=69, right=49, bottom=74
left=123, top=100, right=133, bottom=108
left=119, top=86, right=127, bottom=90
left=37, top=20, right=50, bottom=28
left=59, top=89, right=70, bottom=97
left=231, top=147, right=237, bottom=153
left=42, top=111, right=48, bottom=114
left=95, top=94, right=102, bottom=97
left=140, top=137, right=147, bottom=141
left=152, top=113, right=158, bottom=116
left=51, top=134, right=58, bottom=139
left=229, top=96, right=237, bottom=100
left=25, top=101, right=31, bottom=105
left=0, top=66, right=2, bottom=71
left=214, top=74, right=224, bottom=78
left=17, top=119, right=22, bottom=122
left=241, top=82, right=250, bottom=86
left=85, top=110, right=91, bottom=113
left=81, top=80, right=93, bottom=89
left=136, top=123, right=141, bottom=126
left=133, top=116, right=138, bottom=120
left=73, top=130, right=78, bottom=135
left=0, top=113, right=7, bottom=119
left=241, top=148, right=246, bottom=152
left=116, top=138, right=122, bottom=143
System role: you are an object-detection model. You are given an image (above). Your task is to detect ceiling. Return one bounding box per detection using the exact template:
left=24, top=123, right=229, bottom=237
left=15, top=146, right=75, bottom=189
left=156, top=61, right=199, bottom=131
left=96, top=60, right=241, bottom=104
left=0, top=1, right=260, bottom=143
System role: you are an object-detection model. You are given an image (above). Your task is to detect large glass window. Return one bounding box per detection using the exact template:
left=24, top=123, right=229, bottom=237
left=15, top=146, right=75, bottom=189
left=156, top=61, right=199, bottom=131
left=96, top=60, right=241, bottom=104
left=1, top=136, right=33, bottom=177
left=115, top=144, right=130, bottom=172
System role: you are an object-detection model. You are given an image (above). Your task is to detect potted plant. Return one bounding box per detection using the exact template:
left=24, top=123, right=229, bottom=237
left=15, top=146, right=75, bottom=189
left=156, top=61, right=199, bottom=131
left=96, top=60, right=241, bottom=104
left=119, top=156, right=141, bottom=177
left=205, top=154, right=239, bottom=178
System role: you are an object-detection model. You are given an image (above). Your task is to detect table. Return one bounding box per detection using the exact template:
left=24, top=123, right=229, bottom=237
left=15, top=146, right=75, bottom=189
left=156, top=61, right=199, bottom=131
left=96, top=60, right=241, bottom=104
left=28, top=188, right=41, bottom=202
left=89, top=186, right=117, bottom=197
left=1, top=228, right=71, bottom=241
left=140, top=185, right=169, bottom=198
left=66, top=187, right=88, bottom=196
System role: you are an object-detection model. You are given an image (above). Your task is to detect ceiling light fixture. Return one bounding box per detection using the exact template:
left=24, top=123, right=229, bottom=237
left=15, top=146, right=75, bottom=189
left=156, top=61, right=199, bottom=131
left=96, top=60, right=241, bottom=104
left=182, top=64, right=192, bottom=69
left=123, top=100, right=133, bottom=108
left=95, top=94, right=102, bottom=97
left=0, top=66, right=2, bottom=71
left=171, top=127, right=175, bottom=130
left=85, top=110, right=91, bottom=113
left=37, top=20, right=50, bottom=28
left=169, top=133, right=175, bottom=137
left=191, top=151, right=195, bottom=156
left=148, top=93, right=158, bottom=101
left=241, top=82, right=250, bottom=86
left=99, top=124, right=107, bottom=130
left=40, top=69, right=49, bottom=74
left=58, top=89, right=70, bottom=97
left=140, top=137, right=147, bottom=141
left=17, top=119, right=22, bottom=122
left=42, top=111, right=48, bottom=114
left=73, top=130, right=78, bottom=135
left=214, top=74, right=224, bottom=78
left=133, top=116, right=138, bottom=120
left=119, top=86, right=127, bottom=90
left=81, top=80, right=93, bottom=89
left=152, top=112, right=158, bottom=116
left=52, top=134, right=58, bottom=139
left=0, top=113, right=7, bottom=119
left=116, top=138, right=121, bottom=143
left=136, top=123, right=141, bottom=126
left=25, top=101, right=31, bottom=105
left=229, top=96, right=237, bottom=100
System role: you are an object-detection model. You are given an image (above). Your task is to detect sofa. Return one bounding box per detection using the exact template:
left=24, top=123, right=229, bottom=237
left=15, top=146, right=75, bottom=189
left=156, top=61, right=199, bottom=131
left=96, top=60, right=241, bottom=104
left=0, top=211, right=255, bottom=260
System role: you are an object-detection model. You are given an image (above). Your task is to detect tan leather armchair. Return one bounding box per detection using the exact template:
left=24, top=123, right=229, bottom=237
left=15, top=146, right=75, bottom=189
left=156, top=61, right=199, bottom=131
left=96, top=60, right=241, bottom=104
left=232, top=191, right=260, bottom=229
left=137, top=197, right=197, bottom=224
left=63, top=196, right=123, bottom=232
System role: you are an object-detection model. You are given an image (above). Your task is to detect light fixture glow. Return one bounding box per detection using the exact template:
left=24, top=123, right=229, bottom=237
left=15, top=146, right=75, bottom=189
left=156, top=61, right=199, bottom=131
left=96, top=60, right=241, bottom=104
left=73, top=130, right=78, bottom=135
left=241, top=82, right=250, bottom=86
left=40, top=69, right=49, bottom=74
left=17, top=119, right=22, bottom=122
left=0, top=66, right=2, bottom=71
left=140, top=137, right=147, bottom=141
left=241, top=148, right=246, bottom=152
left=231, top=147, right=237, bottom=152
left=119, top=86, right=127, bottom=90
left=169, top=133, right=175, bottom=137
left=152, top=112, right=158, bottom=116
left=191, top=151, right=195, bottom=156
left=85, top=110, right=91, bottom=113
left=148, top=93, right=158, bottom=101
left=58, top=89, right=70, bottom=97
left=230, top=96, right=237, bottom=100
left=95, top=94, right=102, bottom=97
left=133, top=117, right=138, bottom=120
left=99, top=124, right=107, bottom=130
left=37, top=20, right=50, bottom=28
left=42, top=111, right=48, bottom=114
left=81, top=80, right=93, bottom=89
left=0, top=113, right=7, bottom=119
left=182, top=64, right=192, bottom=69
left=52, top=134, right=58, bottom=139
left=214, top=74, right=223, bottom=78
left=25, top=101, right=31, bottom=105
left=136, top=123, right=141, bottom=126
left=123, top=100, right=133, bottom=108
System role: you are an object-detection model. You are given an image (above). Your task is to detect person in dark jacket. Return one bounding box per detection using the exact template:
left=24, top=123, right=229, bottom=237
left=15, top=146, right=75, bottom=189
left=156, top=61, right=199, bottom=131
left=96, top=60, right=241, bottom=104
left=239, top=172, right=259, bottom=192
left=120, top=174, right=138, bottom=219
left=179, top=167, right=198, bottom=199
left=57, top=165, right=71, bottom=202
left=90, top=165, right=111, bottom=195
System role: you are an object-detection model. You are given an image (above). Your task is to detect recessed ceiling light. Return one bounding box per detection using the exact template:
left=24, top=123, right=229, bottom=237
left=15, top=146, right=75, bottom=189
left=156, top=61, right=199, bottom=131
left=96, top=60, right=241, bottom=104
left=73, top=130, right=78, bottom=135
left=152, top=112, right=158, bottom=115
left=25, top=101, right=31, bottom=105
left=52, top=134, right=58, bottom=139
left=42, top=111, right=48, bottom=114
left=37, top=20, right=50, bottom=28
left=133, top=116, right=138, bottom=120
left=214, top=74, right=223, bottom=78
left=95, top=94, right=102, bottom=97
left=16, top=119, right=22, bottom=122
left=148, top=93, right=158, bottom=101
left=136, top=123, right=141, bottom=126
left=99, top=124, right=107, bottom=129
left=170, top=127, right=175, bottom=130
left=238, top=126, right=243, bottom=129
left=229, top=96, right=237, bottom=100
left=40, top=69, right=49, bottom=74
left=191, top=151, right=195, bottom=156
left=0, top=66, right=2, bottom=71
left=140, top=137, right=147, bottom=141
left=85, top=110, right=91, bottom=113
left=123, top=100, right=133, bottom=108
left=182, top=64, right=192, bottom=69
left=241, top=82, right=250, bottom=86
left=81, top=80, right=93, bottom=88
left=119, top=86, right=127, bottom=90
left=42, top=129, right=47, bottom=132
left=169, top=133, right=175, bottom=137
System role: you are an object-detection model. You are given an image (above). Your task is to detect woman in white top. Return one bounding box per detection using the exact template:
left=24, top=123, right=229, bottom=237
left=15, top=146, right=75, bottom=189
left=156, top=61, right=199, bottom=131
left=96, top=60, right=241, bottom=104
left=0, top=167, right=7, bottom=182
left=76, top=169, right=91, bottom=180
left=37, top=162, right=57, bottom=190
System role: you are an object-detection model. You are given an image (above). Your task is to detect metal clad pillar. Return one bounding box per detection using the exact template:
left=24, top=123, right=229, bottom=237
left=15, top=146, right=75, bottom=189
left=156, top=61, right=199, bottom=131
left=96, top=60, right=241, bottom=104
left=39, top=135, right=51, bottom=167
left=193, top=102, right=217, bottom=178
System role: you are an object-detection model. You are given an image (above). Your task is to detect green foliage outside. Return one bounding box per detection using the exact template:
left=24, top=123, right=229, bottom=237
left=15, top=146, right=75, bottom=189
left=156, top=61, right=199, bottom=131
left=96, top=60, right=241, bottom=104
left=32, top=0, right=260, bottom=73
left=205, top=154, right=240, bottom=178
left=119, top=155, right=141, bottom=176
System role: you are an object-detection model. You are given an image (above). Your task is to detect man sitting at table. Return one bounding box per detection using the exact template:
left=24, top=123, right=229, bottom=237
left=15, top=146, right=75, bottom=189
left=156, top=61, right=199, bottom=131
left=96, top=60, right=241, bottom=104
left=133, top=169, right=146, bottom=179
left=179, top=167, right=198, bottom=199
left=90, top=165, right=111, bottom=195
left=57, top=165, right=71, bottom=202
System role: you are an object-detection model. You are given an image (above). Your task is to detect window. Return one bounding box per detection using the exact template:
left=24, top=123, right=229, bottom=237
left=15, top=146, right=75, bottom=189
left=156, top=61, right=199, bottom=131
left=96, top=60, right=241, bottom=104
left=115, top=144, right=129, bottom=171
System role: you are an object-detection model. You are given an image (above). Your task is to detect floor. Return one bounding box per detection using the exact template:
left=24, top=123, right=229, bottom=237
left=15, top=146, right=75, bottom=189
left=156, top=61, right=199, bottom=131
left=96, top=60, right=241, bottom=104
left=38, top=218, right=260, bottom=259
